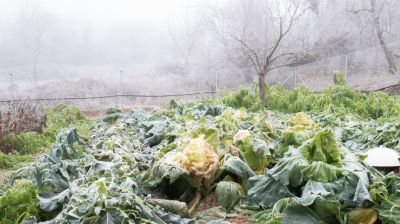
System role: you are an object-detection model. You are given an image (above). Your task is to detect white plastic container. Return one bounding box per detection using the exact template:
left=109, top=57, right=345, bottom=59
left=364, top=146, right=400, bottom=167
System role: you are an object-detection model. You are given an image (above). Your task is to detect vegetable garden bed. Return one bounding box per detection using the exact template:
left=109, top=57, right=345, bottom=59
left=1, top=86, right=400, bottom=224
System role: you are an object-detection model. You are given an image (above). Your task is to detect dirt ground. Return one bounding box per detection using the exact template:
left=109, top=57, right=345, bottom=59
left=192, top=192, right=217, bottom=216
left=192, top=192, right=255, bottom=224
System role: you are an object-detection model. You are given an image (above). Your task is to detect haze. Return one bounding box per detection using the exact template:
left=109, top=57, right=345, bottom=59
left=0, top=0, right=400, bottom=100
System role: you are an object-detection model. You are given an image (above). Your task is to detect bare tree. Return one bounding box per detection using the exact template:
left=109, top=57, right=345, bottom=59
left=167, top=7, right=205, bottom=70
left=207, top=0, right=310, bottom=104
left=347, top=0, right=400, bottom=75
left=30, top=17, right=46, bottom=85
left=19, top=0, right=48, bottom=85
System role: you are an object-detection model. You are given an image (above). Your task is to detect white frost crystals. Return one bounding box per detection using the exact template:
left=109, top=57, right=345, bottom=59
left=233, top=130, right=251, bottom=144
left=364, top=146, right=400, bottom=167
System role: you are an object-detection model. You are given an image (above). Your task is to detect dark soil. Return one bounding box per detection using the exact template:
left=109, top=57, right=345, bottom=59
left=375, top=167, right=400, bottom=176
left=191, top=192, right=256, bottom=224
left=226, top=214, right=255, bottom=224
left=192, top=192, right=217, bottom=217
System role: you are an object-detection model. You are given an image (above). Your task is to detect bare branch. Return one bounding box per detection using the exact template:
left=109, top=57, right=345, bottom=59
left=267, top=51, right=309, bottom=72
left=269, top=52, right=297, bottom=65
left=231, top=34, right=263, bottom=73
left=267, top=63, right=296, bottom=72
left=266, top=1, right=309, bottom=70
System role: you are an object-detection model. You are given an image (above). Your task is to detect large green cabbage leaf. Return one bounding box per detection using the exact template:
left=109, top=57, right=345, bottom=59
left=248, top=129, right=375, bottom=224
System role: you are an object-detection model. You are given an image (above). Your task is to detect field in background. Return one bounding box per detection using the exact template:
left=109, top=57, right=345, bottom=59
left=1, top=43, right=400, bottom=111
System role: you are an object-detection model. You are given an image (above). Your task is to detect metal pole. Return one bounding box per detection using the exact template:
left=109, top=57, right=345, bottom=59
left=215, top=68, right=218, bottom=94
left=83, top=78, right=87, bottom=111
left=119, top=70, right=123, bottom=109
left=9, top=73, right=14, bottom=104
left=294, top=67, right=297, bottom=87
left=344, top=55, right=349, bottom=80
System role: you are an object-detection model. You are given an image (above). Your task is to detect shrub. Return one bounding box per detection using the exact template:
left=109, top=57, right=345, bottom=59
left=220, top=80, right=400, bottom=120
left=0, top=152, right=34, bottom=169
left=43, top=104, right=92, bottom=140
left=0, top=104, right=91, bottom=169
left=221, top=88, right=262, bottom=112
left=333, top=71, right=346, bottom=86
left=0, top=103, right=46, bottom=153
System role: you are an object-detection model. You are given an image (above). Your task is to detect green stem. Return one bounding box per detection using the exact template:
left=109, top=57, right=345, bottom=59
left=383, top=198, right=400, bottom=209
left=188, top=191, right=201, bottom=215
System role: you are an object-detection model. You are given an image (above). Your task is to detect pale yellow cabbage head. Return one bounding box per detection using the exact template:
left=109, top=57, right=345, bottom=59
left=287, top=112, right=314, bottom=127
left=166, top=135, right=219, bottom=180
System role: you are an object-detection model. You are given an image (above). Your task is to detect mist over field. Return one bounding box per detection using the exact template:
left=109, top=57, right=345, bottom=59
left=0, top=0, right=400, bottom=100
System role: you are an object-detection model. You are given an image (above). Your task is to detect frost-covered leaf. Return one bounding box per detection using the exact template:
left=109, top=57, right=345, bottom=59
left=222, top=155, right=255, bottom=190
left=248, top=174, right=294, bottom=207
left=149, top=198, right=189, bottom=217
left=101, top=212, right=115, bottom=224
left=215, top=181, right=245, bottom=210
left=194, top=207, right=226, bottom=224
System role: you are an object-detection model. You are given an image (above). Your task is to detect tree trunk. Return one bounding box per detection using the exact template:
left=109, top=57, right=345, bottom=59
left=371, top=0, right=398, bottom=75
left=376, top=30, right=398, bottom=75
left=33, top=51, right=39, bottom=85
left=258, top=72, right=266, bottom=106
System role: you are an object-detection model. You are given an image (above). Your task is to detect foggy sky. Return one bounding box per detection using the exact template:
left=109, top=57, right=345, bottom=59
left=0, top=0, right=204, bottom=70
left=1, top=0, right=399, bottom=86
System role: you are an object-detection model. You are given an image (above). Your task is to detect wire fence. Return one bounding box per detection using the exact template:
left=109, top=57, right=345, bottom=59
left=0, top=65, right=248, bottom=110
left=269, top=41, right=400, bottom=91
left=1, top=42, right=400, bottom=111
left=0, top=92, right=218, bottom=111
left=0, top=94, right=225, bottom=112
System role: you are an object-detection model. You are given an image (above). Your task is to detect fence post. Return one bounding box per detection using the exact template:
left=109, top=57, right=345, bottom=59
left=215, top=68, right=218, bottom=95
left=119, top=70, right=123, bottom=109
left=344, top=55, right=349, bottom=80
left=83, top=78, right=87, bottom=111
left=294, top=67, right=297, bottom=87
left=9, top=73, right=14, bottom=104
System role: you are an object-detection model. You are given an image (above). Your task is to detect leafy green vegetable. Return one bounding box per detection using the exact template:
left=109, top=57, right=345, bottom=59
left=166, top=136, right=219, bottom=182
left=215, top=181, right=245, bottom=210
left=300, top=130, right=341, bottom=167
left=219, top=78, right=400, bottom=120
left=0, top=181, right=40, bottom=224
left=248, top=174, right=295, bottom=207
left=333, top=71, right=346, bottom=86
left=233, top=130, right=272, bottom=173
left=221, top=88, right=261, bottom=112
left=3, top=93, right=400, bottom=224
left=368, top=174, right=400, bottom=224
left=248, top=126, right=376, bottom=223
left=43, top=104, right=92, bottom=139
left=277, top=112, right=318, bottom=157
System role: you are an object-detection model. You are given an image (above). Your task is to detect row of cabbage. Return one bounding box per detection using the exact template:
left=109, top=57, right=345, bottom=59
left=1, top=103, right=399, bottom=223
